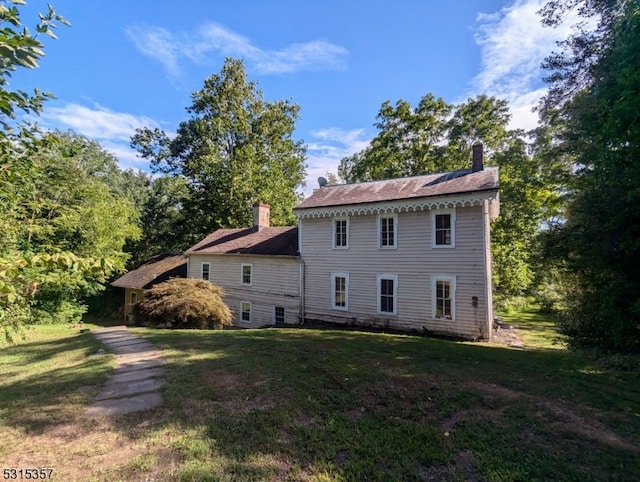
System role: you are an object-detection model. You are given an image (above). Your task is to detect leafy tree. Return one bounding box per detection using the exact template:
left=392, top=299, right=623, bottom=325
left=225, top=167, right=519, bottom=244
left=125, top=175, right=191, bottom=267
left=0, top=4, right=137, bottom=340
left=539, top=0, right=640, bottom=352
left=338, top=94, right=512, bottom=182
left=131, top=58, right=307, bottom=244
left=338, top=94, right=558, bottom=299
left=133, top=278, right=233, bottom=329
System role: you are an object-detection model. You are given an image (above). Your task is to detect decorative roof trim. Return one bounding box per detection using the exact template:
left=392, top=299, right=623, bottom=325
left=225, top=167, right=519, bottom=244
left=295, top=190, right=498, bottom=219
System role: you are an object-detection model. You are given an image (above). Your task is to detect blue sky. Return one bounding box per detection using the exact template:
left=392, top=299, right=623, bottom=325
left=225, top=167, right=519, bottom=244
left=12, top=0, right=576, bottom=195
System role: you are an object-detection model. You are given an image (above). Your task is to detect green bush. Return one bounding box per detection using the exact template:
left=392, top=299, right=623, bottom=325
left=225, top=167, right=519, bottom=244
left=133, top=278, right=233, bottom=330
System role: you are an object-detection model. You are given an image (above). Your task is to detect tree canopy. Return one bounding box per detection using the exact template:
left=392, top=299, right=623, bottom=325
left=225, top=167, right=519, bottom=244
left=538, top=0, right=640, bottom=352
left=338, top=94, right=560, bottom=300
left=131, top=58, right=307, bottom=245
left=0, top=4, right=139, bottom=340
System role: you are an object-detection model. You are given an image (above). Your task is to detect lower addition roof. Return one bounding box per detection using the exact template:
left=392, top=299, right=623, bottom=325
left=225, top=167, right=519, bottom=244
left=111, top=254, right=188, bottom=290
left=185, top=226, right=299, bottom=257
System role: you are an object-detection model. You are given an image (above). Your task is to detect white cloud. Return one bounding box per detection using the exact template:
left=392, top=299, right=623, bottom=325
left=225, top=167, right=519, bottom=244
left=41, top=103, right=163, bottom=170
left=302, top=127, right=370, bottom=197
left=126, top=22, right=348, bottom=79
left=471, top=0, right=579, bottom=131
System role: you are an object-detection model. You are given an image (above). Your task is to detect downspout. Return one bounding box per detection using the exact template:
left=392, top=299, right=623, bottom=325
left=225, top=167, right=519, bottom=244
left=297, top=216, right=305, bottom=325
left=299, top=259, right=305, bottom=325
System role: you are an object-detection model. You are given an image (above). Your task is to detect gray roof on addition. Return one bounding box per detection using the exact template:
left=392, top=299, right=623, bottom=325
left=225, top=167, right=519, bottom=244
left=111, top=254, right=188, bottom=290
left=186, top=226, right=299, bottom=257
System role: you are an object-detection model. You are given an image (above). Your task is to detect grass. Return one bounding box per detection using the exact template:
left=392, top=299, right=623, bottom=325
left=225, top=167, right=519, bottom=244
left=1, top=313, right=639, bottom=481
left=498, top=305, right=565, bottom=349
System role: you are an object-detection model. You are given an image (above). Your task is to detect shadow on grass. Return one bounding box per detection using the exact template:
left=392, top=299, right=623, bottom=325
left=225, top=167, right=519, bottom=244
left=0, top=332, right=114, bottom=434
left=113, top=327, right=640, bottom=481
left=3, top=325, right=639, bottom=480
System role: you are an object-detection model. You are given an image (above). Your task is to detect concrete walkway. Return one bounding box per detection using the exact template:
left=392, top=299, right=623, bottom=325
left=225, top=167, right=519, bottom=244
left=86, top=326, right=167, bottom=417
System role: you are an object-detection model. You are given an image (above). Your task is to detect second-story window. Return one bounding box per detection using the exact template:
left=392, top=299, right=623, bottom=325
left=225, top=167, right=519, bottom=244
left=379, top=214, right=397, bottom=248
left=432, top=209, right=456, bottom=248
left=333, top=218, right=349, bottom=249
left=241, top=264, right=252, bottom=286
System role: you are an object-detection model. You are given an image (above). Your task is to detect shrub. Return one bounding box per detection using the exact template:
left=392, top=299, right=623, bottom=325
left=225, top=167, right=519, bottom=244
left=133, top=278, right=233, bottom=330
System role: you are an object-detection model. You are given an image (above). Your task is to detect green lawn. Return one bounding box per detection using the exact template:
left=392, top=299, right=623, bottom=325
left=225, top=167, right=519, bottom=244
left=498, top=306, right=565, bottom=349
left=1, top=316, right=639, bottom=481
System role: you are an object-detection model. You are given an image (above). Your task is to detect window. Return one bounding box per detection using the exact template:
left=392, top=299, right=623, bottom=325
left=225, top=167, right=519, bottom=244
left=129, top=292, right=137, bottom=304
left=201, top=262, right=210, bottom=280
left=432, top=276, right=456, bottom=320
left=241, top=301, right=251, bottom=322
left=274, top=306, right=285, bottom=324
left=378, top=214, right=397, bottom=248
left=333, top=218, right=349, bottom=249
left=331, top=272, right=349, bottom=310
left=241, top=264, right=252, bottom=286
left=377, top=274, right=398, bottom=315
left=432, top=209, right=456, bottom=248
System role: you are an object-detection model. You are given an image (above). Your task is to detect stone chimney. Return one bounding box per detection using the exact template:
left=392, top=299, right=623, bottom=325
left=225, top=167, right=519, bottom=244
left=252, top=202, right=270, bottom=231
left=472, top=142, right=484, bottom=172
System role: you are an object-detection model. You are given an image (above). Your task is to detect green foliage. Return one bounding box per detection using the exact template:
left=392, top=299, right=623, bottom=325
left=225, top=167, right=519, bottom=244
left=539, top=0, right=640, bottom=352
left=133, top=278, right=233, bottom=330
left=0, top=252, right=117, bottom=341
left=125, top=175, right=191, bottom=267
left=131, top=58, right=307, bottom=244
left=0, top=1, right=68, bottom=136
left=0, top=5, right=139, bottom=340
left=338, top=94, right=511, bottom=182
left=338, top=94, right=560, bottom=299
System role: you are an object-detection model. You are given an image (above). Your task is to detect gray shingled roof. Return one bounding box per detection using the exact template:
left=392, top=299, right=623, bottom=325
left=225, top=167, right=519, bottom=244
left=111, top=254, right=188, bottom=290
left=295, top=166, right=499, bottom=210
left=186, top=226, right=299, bottom=257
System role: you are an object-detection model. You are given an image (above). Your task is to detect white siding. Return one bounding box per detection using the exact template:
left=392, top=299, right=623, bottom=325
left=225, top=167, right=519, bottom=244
left=188, top=254, right=301, bottom=328
left=300, top=206, right=491, bottom=339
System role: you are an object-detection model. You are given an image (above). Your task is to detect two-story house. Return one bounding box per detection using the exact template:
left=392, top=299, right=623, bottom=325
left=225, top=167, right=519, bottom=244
left=185, top=203, right=301, bottom=327
left=294, top=144, right=499, bottom=340
left=181, top=143, right=499, bottom=339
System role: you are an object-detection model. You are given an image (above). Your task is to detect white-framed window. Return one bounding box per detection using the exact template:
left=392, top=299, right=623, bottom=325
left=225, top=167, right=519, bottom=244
left=274, top=306, right=285, bottom=324
left=377, top=274, right=398, bottom=315
left=333, top=217, right=349, bottom=249
left=240, top=301, right=251, bottom=322
left=201, top=262, right=211, bottom=281
left=378, top=214, right=397, bottom=249
left=241, top=263, right=252, bottom=286
left=432, top=208, right=456, bottom=248
left=432, top=276, right=456, bottom=320
left=331, top=272, right=349, bottom=311
left=129, top=291, right=137, bottom=305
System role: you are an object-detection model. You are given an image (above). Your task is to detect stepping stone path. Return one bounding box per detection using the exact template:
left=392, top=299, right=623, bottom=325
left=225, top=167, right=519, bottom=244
left=86, top=326, right=167, bottom=417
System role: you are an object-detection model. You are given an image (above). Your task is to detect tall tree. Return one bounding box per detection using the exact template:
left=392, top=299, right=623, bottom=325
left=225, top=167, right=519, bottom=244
left=125, top=175, right=191, bottom=267
left=338, top=94, right=558, bottom=299
left=539, top=0, right=640, bottom=352
left=131, top=58, right=307, bottom=244
left=338, top=94, right=511, bottom=182
left=1, top=3, right=130, bottom=340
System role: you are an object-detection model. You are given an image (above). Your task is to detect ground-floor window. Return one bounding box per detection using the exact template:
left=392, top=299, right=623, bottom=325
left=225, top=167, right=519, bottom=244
left=432, top=276, right=456, bottom=320
left=331, top=272, right=349, bottom=310
left=241, top=301, right=251, bottom=322
left=377, top=274, right=398, bottom=315
left=274, top=306, right=285, bottom=324
left=201, top=262, right=210, bottom=281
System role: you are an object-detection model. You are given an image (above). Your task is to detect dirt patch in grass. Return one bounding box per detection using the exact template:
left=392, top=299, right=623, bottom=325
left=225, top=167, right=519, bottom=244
left=466, top=380, right=638, bottom=452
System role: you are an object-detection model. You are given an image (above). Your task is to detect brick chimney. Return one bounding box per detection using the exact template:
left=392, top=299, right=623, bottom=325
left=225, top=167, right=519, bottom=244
left=252, top=202, right=270, bottom=231
left=472, top=142, right=484, bottom=172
